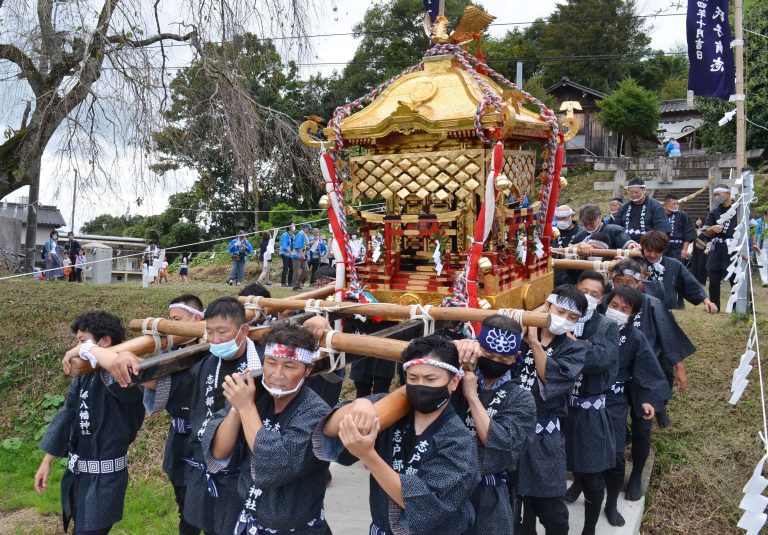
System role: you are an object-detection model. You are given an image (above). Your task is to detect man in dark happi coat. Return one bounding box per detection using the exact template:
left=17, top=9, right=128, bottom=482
left=166, top=294, right=207, bottom=535
left=517, top=286, right=587, bottom=535
left=600, top=286, right=670, bottom=527
left=639, top=231, right=717, bottom=313
left=451, top=315, right=536, bottom=535
left=577, top=204, right=638, bottom=251
left=603, top=198, right=624, bottom=226
left=616, top=179, right=671, bottom=240
left=36, top=312, right=145, bottom=534
left=316, top=335, right=480, bottom=535
left=705, top=185, right=738, bottom=311
left=663, top=193, right=696, bottom=262
left=203, top=323, right=332, bottom=534
left=608, top=261, right=695, bottom=500
left=552, top=204, right=589, bottom=286
left=562, top=272, right=619, bottom=535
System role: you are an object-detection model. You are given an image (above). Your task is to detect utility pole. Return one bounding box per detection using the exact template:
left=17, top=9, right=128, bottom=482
left=734, top=0, right=746, bottom=175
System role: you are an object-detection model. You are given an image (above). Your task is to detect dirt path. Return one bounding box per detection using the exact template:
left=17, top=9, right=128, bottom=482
left=0, top=509, right=62, bottom=535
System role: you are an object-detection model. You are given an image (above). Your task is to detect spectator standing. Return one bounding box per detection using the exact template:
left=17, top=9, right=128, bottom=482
left=65, top=232, right=81, bottom=282
left=43, top=230, right=64, bottom=280
left=665, top=138, right=681, bottom=157
left=307, top=227, right=328, bottom=284
left=292, top=223, right=310, bottom=290
left=256, top=230, right=274, bottom=286
left=75, top=247, right=86, bottom=283
left=159, top=259, right=170, bottom=285
left=179, top=252, right=190, bottom=285
left=279, top=223, right=295, bottom=287
left=753, top=208, right=768, bottom=287
left=227, top=231, right=253, bottom=286
left=604, top=197, right=624, bottom=226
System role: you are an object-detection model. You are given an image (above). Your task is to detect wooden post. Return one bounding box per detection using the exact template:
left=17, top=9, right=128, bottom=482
left=734, top=0, right=745, bottom=175
left=613, top=169, right=626, bottom=198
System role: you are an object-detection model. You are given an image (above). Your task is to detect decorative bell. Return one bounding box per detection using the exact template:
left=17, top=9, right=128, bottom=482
left=478, top=256, right=493, bottom=272
left=495, top=173, right=512, bottom=193
left=318, top=195, right=330, bottom=209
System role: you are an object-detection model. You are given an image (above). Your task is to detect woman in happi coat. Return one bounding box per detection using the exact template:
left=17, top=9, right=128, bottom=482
left=600, top=286, right=670, bottom=526
left=315, top=334, right=480, bottom=535
left=516, top=285, right=588, bottom=535
left=203, top=322, right=332, bottom=534
left=452, top=315, right=536, bottom=535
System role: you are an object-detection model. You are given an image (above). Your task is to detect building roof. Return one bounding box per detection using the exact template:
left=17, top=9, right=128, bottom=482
left=545, top=77, right=607, bottom=99
left=660, top=99, right=696, bottom=113
left=0, top=202, right=66, bottom=227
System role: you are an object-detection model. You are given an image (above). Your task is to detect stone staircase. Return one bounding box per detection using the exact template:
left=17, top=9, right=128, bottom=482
left=651, top=188, right=710, bottom=222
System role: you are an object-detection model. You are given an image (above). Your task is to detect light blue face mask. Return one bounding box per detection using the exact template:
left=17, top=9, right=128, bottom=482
left=210, top=332, right=244, bottom=360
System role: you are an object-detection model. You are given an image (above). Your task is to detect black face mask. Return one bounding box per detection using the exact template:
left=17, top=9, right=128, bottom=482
left=406, top=383, right=450, bottom=414
left=477, top=357, right=513, bottom=379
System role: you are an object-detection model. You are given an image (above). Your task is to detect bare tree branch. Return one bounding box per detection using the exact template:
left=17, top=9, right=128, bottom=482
left=0, top=44, right=46, bottom=95
left=106, top=31, right=196, bottom=49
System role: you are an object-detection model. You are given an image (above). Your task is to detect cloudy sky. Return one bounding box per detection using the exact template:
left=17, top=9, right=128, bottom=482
left=1, top=0, right=687, bottom=232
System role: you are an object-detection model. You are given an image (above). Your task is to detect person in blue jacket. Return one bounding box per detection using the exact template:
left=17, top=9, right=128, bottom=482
left=227, top=231, right=254, bottom=286
left=664, top=138, right=681, bottom=157
left=292, top=223, right=311, bottom=290
left=279, top=223, right=295, bottom=287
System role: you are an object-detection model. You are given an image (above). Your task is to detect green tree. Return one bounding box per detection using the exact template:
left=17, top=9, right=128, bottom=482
left=538, top=0, right=651, bottom=92
left=629, top=48, right=689, bottom=95
left=80, top=214, right=143, bottom=236
left=482, top=25, right=544, bottom=82
left=598, top=78, right=660, bottom=155
left=152, top=34, right=320, bottom=237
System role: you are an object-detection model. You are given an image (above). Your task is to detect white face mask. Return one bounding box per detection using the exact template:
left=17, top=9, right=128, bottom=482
left=556, top=220, right=572, bottom=230
left=605, top=308, right=630, bottom=327
left=584, top=294, right=599, bottom=312
left=261, top=376, right=305, bottom=398
left=549, top=314, right=576, bottom=335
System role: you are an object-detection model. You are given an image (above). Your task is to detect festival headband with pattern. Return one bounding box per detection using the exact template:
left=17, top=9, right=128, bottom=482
left=477, top=325, right=522, bottom=357
left=264, top=343, right=318, bottom=365
left=546, top=293, right=583, bottom=316
left=713, top=187, right=730, bottom=194
left=168, top=303, right=205, bottom=318
left=402, top=358, right=465, bottom=377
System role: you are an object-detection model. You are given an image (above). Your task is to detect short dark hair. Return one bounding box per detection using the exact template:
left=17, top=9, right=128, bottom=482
left=71, top=312, right=125, bottom=345
left=664, top=193, right=680, bottom=202
left=588, top=232, right=611, bottom=246
left=238, top=283, right=271, bottom=298
left=608, top=285, right=643, bottom=315
left=263, top=322, right=318, bottom=352
left=482, top=314, right=522, bottom=333
left=50, top=230, right=59, bottom=238
left=204, top=296, right=246, bottom=325
left=551, top=284, right=588, bottom=316
left=170, top=294, right=204, bottom=311
left=67, top=231, right=74, bottom=236
left=402, top=334, right=460, bottom=373
left=577, top=270, right=606, bottom=290
left=579, top=204, right=602, bottom=224
left=261, top=231, right=271, bottom=240
left=627, top=178, right=645, bottom=187
left=640, top=230, right=669, bottom=253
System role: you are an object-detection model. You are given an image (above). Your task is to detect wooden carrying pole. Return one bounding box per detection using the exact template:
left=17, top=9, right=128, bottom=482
left=238, top=297, right=551, bottom=328
left=552, top=258, right=619, bottom=272
left=551, top=247, right=641, bottom=259
left=373, top=386, right=409, bottom=429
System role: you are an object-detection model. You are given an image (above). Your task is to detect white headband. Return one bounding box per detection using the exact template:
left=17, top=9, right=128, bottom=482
left=555, top=209, right=574, bottom=217
left=402, top=358, right=464, bottom=377
left=625, top=183, right=646, bottom=189
left=168, top=303, right=204, bottom=317
left=713, top=187, right=730, bottom=194
left=587, top=239, right=610, bottom=249
left=615, top=268, right=642, bottom=281
left=546, top=294, right=583, bottom=316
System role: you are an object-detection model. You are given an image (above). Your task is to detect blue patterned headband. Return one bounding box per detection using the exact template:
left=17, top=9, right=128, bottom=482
left=477, top=325, right=522, bottom=357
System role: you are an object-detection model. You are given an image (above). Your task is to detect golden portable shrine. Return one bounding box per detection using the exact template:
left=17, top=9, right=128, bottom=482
left=299, top=6, right=578, bottom=312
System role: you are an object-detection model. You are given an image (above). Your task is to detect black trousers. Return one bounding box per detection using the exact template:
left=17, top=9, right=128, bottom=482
left=630, top=412, right=652, bottom=478
left=173, top=484, right=200, bottom=535
left=280, top=256, right=293, bottom=285
left=354, top=377, right=392, bottom=398
left=520, top=496, right=569, bottom=535
left=309, top=259, right=321, bottom=284
left=578, top=472, right=605, bottom=535
left=708, top=268, right=733, bottom=311
left=604, top=456, right=626, bottom=508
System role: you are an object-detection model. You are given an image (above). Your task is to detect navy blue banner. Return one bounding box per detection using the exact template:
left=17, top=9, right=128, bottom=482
left=687, top=0, right=735, bottom=100
left=423, top=0, right=440, bottom=23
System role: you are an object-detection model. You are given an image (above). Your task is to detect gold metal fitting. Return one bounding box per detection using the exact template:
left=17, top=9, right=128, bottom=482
left=478, top=256, right=493, bottom=272
left=318, top=195, right=330, bottom=210
left=495, top=173, right=512, bottom=193
left=478, top=298, right=492, bottom=310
